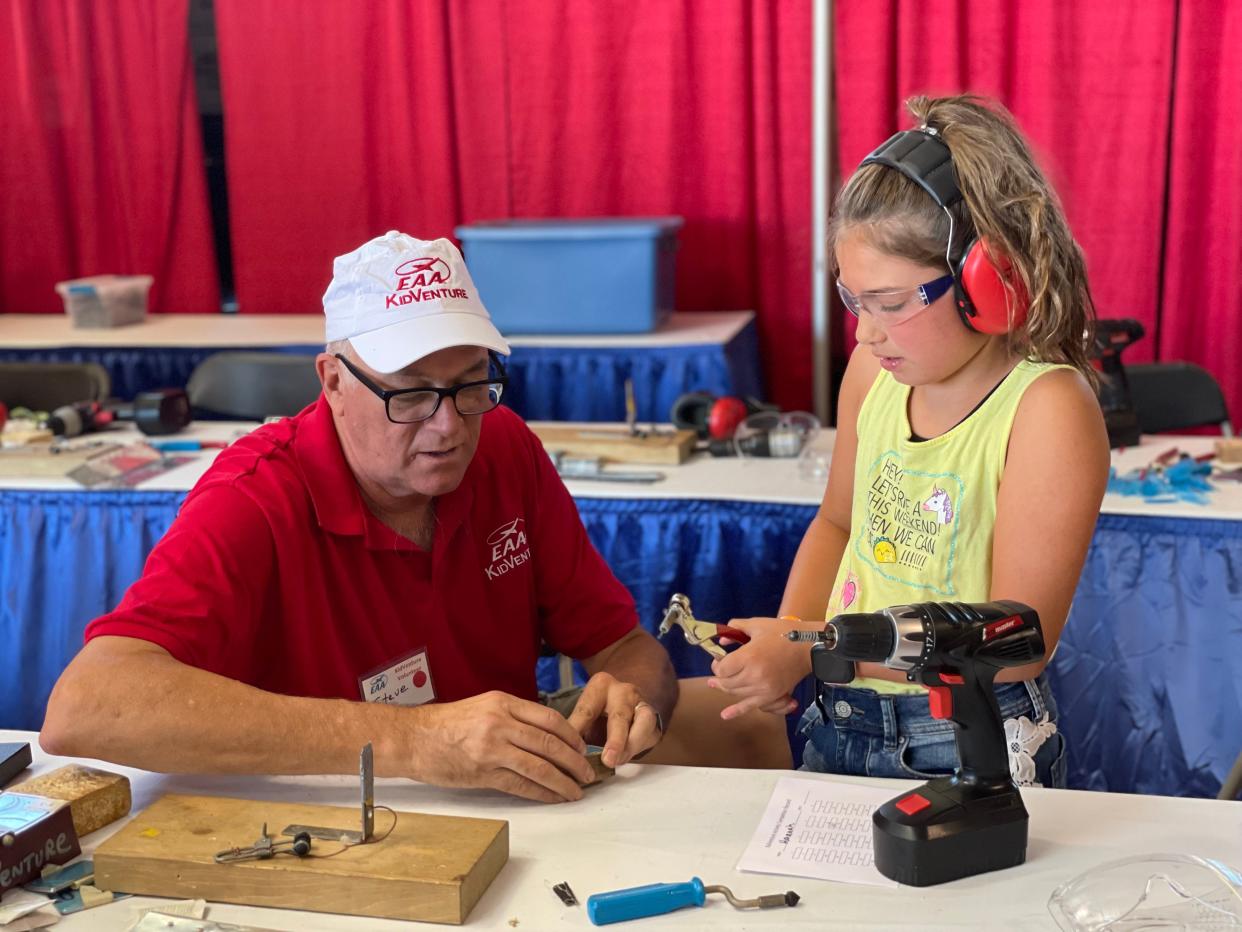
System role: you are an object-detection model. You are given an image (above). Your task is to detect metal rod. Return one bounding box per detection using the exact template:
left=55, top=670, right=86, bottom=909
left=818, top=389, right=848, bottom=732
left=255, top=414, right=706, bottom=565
left=811, top=0, right=834, bottom=424
left=703, top=884, right=801, bottom=910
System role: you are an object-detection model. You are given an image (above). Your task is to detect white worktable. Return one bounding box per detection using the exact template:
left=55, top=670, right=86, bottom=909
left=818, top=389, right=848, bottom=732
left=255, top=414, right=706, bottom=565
left=0, top=311, right=754, bottom=350
left=3, top=421, right=1240, bottom=522
left=3, top=731, right=1240, bottom=931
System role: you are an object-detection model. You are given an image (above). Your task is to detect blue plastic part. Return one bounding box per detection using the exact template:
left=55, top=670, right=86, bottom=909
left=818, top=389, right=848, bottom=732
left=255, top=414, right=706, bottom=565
left=587, top=877, right=706, bottom=925
left=1107, top=459, right=1215, bottom=505
left=457, top=217, right=683, bottom=241
left=455, top=217, right=683, bottom=335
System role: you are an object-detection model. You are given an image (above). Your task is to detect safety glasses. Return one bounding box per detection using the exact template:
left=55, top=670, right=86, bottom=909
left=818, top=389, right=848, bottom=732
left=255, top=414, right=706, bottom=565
left=836, top=273, right=955, bottom=326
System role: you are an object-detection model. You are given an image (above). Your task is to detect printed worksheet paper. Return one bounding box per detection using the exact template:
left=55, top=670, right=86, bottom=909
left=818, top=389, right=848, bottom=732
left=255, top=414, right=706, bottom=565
left=737, top=776, right=899, bottom=887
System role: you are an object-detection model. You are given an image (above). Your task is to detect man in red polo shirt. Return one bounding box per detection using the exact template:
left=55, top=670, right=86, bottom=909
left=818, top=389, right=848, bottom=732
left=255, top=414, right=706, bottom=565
left=42, top=231, right=677, bottom=804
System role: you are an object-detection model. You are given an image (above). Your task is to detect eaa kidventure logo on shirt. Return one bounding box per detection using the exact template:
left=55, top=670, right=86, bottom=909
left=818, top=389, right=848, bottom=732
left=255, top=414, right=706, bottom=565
left=385, top=256, right=469, bottom=308
left=485, top=517, right=531, bottom=580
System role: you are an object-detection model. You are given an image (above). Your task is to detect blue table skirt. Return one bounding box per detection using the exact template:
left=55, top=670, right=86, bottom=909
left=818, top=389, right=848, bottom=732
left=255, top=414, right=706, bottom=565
left=3, top=490, right=1238, bottom=798
left=0, top=321, right=762, bottom=423
left=1044, top=513, right=1242, bottom=799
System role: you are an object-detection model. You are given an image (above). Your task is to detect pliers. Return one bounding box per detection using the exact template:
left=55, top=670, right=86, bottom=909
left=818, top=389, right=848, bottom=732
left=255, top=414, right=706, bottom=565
left=658, top=593, right=750, bottom=659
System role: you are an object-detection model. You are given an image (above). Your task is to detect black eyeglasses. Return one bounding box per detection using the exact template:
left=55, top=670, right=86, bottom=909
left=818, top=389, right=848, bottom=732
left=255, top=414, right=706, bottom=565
left=334, top=352, right=507, bottom=424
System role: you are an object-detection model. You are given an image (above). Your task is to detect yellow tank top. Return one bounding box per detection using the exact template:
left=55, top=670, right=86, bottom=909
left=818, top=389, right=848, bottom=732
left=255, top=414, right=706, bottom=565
left=831, top=359, right=1073, bottom=694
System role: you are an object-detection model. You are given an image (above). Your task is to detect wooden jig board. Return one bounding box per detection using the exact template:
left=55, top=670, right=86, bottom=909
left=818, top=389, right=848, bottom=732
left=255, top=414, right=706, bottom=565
left=94, top=794, right=508, bottom=925
left=530, top=423, right=697, bottom=465
left=0, top=444, right=104, bottom=478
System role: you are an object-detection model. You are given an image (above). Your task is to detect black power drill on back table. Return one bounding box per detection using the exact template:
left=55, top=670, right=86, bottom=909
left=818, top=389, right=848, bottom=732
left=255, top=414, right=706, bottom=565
left=796, top=600, right=1045, bottom=886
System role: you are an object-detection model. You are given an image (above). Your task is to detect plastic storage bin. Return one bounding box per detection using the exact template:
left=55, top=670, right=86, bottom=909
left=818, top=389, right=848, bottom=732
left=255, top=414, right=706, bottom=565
left=455, top=217, right=682, bottom=334
left=55, top=275, right=153, bottom=328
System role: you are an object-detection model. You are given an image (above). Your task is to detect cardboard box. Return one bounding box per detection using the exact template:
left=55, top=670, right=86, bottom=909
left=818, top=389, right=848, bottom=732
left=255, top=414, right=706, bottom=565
left=55, top=275, right=152, bottom=328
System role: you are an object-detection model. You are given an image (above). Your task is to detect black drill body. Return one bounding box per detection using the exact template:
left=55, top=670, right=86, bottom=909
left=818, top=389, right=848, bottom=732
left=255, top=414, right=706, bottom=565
left=45, top=388, right=191, bottom=437
left=809, top=599, right=1045, bottom=886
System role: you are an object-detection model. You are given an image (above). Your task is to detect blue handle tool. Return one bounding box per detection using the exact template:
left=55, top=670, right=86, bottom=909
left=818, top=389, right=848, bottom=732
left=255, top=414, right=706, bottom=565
left=147, top=439, right=228, bottom=452
left=587, top=877, right=706, bottom=925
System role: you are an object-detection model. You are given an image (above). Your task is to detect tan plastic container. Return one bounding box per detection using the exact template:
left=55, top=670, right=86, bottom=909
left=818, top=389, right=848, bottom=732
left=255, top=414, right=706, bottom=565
left=55, top=275, right=153, bottom=328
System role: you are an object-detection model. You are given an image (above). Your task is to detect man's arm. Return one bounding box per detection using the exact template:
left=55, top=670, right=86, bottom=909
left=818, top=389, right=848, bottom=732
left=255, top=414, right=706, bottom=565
left=42, top=635, right=599, bottom=803
left=42, top=479, right=597, bottom=804
left=42, top=636, right=375, bottom=775
left=568, top=628, right=678, bottom=768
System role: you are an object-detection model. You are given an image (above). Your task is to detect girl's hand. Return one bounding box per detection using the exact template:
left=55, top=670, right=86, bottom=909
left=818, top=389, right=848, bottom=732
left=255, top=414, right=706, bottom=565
left=708, top=617, right=817, bottom=720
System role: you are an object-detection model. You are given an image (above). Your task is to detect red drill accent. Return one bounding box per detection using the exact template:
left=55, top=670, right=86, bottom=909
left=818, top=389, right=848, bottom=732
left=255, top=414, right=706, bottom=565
left=895, top=793, right=932, bottom=816
left=928, top=686, right=953, bottom=720
left=983, top=615, right=1022, bottom=641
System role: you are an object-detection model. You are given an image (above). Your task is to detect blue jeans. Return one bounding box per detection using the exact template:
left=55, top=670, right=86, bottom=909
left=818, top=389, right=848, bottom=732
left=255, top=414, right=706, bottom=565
left=797, top=676, right=1067, bottom=788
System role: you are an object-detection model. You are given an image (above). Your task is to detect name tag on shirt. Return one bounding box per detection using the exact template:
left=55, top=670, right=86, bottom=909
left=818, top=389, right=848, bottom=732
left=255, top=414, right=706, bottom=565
left=358, top=647, right=437, bottom=707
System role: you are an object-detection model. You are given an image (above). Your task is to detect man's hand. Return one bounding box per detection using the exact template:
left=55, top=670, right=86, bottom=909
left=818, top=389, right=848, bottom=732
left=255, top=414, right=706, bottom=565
left=403, top=691, right=597, bottom=804
left=567, top=672, right=663, bottom=769
left=709, top=617, right=817, bottom=719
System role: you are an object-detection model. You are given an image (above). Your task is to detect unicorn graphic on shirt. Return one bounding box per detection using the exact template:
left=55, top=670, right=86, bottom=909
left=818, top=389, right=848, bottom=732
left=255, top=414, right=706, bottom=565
left=922, top=486, right=954, bottom=525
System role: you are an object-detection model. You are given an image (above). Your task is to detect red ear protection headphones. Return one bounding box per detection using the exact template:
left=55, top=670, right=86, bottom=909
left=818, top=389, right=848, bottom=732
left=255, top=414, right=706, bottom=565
left=860, top=127, right=1029, bottom=335
left=670, top=392, right=778, bottom=440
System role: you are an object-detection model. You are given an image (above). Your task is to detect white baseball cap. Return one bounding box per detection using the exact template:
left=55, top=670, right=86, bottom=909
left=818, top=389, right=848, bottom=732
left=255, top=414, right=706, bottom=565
left=322, top=231, right=510, bottom=374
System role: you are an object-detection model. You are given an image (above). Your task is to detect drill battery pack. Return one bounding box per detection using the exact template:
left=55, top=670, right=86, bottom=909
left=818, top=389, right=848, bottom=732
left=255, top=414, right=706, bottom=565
left=872, top=776, right=1029, bottom=886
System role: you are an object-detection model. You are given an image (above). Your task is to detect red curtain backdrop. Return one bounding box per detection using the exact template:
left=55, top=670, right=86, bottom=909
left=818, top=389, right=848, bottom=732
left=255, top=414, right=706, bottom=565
left=213, top=0, right=813, bottom=409
left=834, top=2, right=1178, bottom=363
left=0, top=0, right=219, bottom=314
left=211, top=2, right=465, bottom=317
left=1158, top=2, right=1242, bottom=425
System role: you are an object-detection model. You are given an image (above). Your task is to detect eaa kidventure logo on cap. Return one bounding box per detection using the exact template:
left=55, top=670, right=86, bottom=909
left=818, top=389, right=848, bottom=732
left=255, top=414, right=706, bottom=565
left=385, top=256, right=469, bottom=309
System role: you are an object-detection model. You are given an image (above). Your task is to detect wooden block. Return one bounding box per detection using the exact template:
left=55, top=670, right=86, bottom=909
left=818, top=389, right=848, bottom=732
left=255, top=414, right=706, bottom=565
left=0, top=426, right=53, bottom=445
left=78, top=884, right=114, bottom=908
left=530, top=423, right=697, bottom=465
left=94, top=794, right=508, bottom=925
left=0, top=444, right=104, bottom=478
left=1217, top=437, right=1242, bottom=464
left=8, top=765, right=131, bottom=838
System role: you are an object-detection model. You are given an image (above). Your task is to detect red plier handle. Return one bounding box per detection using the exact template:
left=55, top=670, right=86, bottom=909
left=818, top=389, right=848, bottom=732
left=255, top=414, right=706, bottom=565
left=716, top=625, right=751, bottom=644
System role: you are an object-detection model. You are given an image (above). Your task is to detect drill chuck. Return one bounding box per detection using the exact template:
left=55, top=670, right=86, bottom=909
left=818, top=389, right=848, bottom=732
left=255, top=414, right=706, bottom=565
left=825, top=612, right=897, bottom=663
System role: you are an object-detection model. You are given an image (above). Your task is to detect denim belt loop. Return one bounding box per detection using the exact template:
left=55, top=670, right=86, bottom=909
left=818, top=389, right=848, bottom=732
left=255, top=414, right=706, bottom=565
left=880, top=696, right=899, bottom=751
left=1020, top=678, right=1046, bottom=719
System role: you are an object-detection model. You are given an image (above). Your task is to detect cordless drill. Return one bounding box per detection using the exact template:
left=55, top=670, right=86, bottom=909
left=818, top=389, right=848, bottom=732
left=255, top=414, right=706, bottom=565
left=44, top=389, right=191, bottom=437
left=799, top=600, right=1045, bottom=886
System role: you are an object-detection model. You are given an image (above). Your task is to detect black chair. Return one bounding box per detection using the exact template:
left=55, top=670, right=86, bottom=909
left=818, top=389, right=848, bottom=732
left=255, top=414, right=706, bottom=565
left=187, top=352, right=322, bottom=421
left=0, top=361, right=111, bottom=411
left=1126, top=362, right=1234, bottom=436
